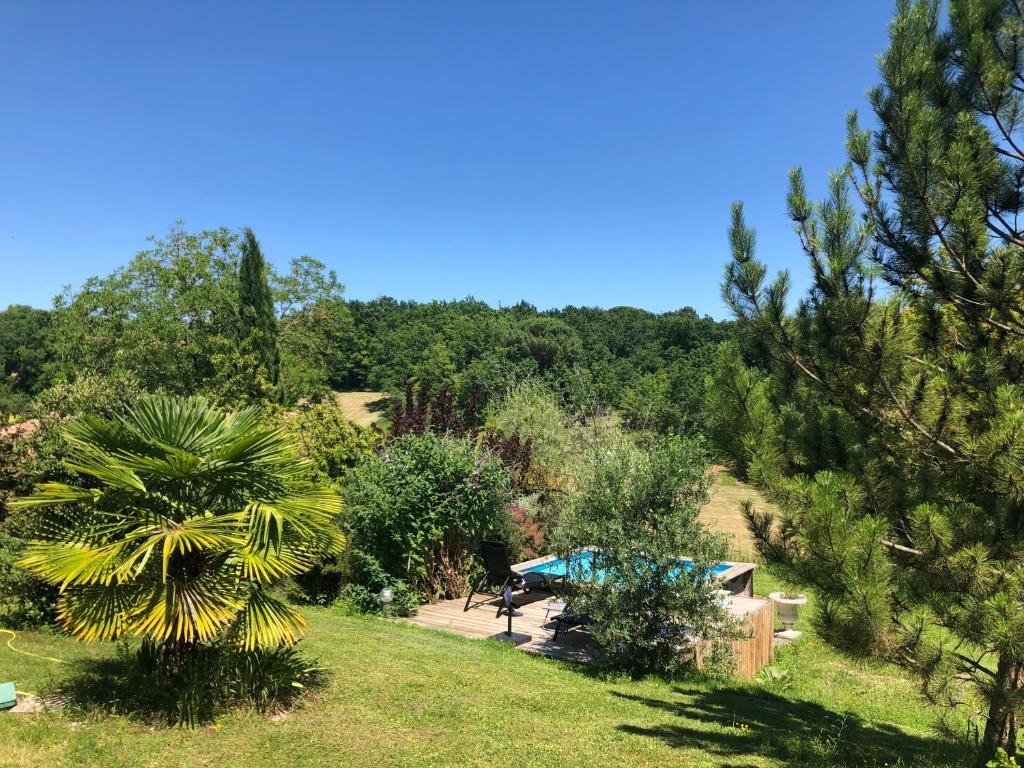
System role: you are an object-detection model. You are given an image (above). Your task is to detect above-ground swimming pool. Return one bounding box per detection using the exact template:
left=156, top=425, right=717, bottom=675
left=515, top=549, right=756, bottom=595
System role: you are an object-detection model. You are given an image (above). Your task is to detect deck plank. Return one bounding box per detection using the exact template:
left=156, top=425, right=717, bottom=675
left=403, top=591, right=594, bottom=662
left=403, top=589, right=775, bottom=675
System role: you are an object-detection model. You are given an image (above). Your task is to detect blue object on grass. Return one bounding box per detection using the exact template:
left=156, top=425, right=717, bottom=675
left=0, top=681, right=16, bottom=711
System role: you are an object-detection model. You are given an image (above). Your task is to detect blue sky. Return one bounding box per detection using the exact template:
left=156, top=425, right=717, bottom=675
left=0, top=1, right=894, bottom=319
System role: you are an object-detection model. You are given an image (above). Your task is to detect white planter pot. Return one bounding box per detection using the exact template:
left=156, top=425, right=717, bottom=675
left=769, top=592, right=808, bottom=629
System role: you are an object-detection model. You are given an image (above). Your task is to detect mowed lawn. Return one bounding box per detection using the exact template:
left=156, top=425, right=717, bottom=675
left=0, top=583, right=967, bottom=768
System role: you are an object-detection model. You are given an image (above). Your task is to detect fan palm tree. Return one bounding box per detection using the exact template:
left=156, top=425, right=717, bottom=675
left=11, top=396, right=345, bottom=657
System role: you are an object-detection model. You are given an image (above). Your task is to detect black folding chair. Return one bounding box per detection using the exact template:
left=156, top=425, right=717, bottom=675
left=463, top=539, right=554, bottom=613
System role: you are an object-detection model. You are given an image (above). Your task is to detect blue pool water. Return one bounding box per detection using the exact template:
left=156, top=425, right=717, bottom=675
left=521, top=549, right=732, bottom=582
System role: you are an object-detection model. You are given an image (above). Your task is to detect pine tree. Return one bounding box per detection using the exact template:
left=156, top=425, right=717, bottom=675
left=722, top=1, right=1024, bottom=763
left=237, top=227, right=280, bottom=386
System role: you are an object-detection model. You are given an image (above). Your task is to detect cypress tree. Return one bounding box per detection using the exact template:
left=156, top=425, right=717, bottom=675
left=723, top=1, right=1024, bottom=763
left=237, top=227, right=279, bottom=386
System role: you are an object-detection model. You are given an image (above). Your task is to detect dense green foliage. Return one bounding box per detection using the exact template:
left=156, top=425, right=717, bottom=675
left=3, top=220, right=742, bottom=431
left=0, top=218, right=754, bottom=603
left=13, top=396, right=346, bottom=655
left=342, top=432, right=511, bottom=603
left=279, top=400, right=382, bottom=484
left=484, top=379, right=576, bottom=491
left=0, top=529, right=56, bottom=628
left=0, top=304, right=52, bottom=416
left=551, top=431, right=737, bottom=677
left=49, top=228, right=242, bottom=397
left=38, top=226, right=354, bottom=408
left=344, top=298, right=741, bottom=428
left=717, top=1, right=1024, bottom=762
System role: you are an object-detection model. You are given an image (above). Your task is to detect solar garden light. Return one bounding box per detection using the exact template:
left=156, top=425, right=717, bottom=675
left=379, top=587, right=394, bottom=617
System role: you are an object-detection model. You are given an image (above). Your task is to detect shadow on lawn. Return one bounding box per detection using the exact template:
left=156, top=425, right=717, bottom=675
left=48, top=654, right=167, bottom=720
left=612, top=685, right=970, bottom=768
left=49, top=647, right=325, bottom=726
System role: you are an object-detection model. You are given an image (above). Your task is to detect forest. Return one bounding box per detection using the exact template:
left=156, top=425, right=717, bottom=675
left=0, top=226, right=750, bottom=436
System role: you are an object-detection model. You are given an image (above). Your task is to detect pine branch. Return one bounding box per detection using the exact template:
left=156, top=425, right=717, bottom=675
left=880, top=376, right=963, bottom=459
left=881, top=538, right=923, bottom=556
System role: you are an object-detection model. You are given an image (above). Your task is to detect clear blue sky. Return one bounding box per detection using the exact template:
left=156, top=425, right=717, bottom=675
left=0, top=1, right=894, bottom=319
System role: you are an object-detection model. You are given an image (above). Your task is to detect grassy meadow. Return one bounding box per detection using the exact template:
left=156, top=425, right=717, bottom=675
left=333, top=391, right=388, bottom=427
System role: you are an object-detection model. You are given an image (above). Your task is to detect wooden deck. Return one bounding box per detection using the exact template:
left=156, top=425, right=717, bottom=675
left=405, top=590, right=594, bottom=663
left=405, top=590, right=776, bottom=678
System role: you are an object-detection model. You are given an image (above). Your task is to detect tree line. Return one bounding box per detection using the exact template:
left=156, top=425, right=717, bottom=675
left=0, top=231, right=749, bottom=436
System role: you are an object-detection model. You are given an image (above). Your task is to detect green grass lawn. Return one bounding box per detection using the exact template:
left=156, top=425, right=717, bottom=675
left=0, top=579, right=969, bottom=768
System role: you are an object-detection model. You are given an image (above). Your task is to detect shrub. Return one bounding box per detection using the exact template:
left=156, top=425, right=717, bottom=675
left=280, top=400, right=382, bottom=483
left=336, top=551, right=420, bottom=616
left=275, top=401, right=382, bottom=606
left=343, top=433, right=511, bottom=602
left=988, top=749, right=1020, bottom=768
left=0, top=529, right=56, bottom=627
left=485, top=379, right=574, bottom=490
left=287, top=555, right=346, bottom=607
left=550, top=430, right=740, bottom=677
left=0, top=428, right=36, bottom=522
left=0, top=388, right=31, bottom=421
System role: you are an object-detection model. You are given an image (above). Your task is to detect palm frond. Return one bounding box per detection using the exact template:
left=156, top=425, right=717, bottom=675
left=7, top=483, right=100, bottom=511
left=127, top=396, right=233, bottom=454
left=11, top=394, right=345, bottom=652
left=226, top=588, right=308, bottom=650
left=18, top=539, right=132, bottom=588
left=232, top=541, right=316, bottom=582
left=131, top=576, right=246, bottom=644
left=58, top=583, right=146, bottom=642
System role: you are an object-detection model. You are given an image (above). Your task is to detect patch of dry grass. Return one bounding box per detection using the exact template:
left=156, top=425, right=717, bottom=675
left=699, top=468, right=775, bottom=561
left=333, top=391, right=388, bottom=427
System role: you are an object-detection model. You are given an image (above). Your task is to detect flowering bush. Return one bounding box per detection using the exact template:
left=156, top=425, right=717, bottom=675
left=343, top=433, right=512, bottom=602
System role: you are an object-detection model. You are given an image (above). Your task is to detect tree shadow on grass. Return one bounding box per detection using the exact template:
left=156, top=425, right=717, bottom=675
left=366, top=397, right=390, bottom=416
left=48, top=647, right=327, bottom=726
left=612, top=685, right=970, bottom=768
left=43, top=654, right=166, bottom=721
